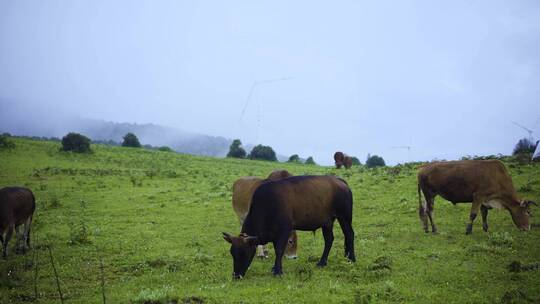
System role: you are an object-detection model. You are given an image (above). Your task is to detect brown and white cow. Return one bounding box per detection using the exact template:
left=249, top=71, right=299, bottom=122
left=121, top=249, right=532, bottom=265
left=232, top=170, right=298, bottom=259
left=0, top=187, right=36, bottom=259
left=334, top=152, right=352, bottom=169
left=224, top=175, right=355, bottom=279
left=417, top=160, right=536, bottom=234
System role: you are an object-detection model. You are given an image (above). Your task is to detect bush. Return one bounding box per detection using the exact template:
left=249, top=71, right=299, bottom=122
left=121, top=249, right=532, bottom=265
left=248, top=144, right=277, bottom=161
left=122, top=132, right=141, bottom=148
left=305, top=156, right=316, bottom=165
left=366, top=154, right=385, bottom=168
left=351, top=156, right=361, bottom=166
left=158, top=146, right=173, bottom=152
left=0, top=134, right=15, bottom=149
left=227, top=139, right=246, bottom=158
left=288, top=154, right=301, bottom=163
left=61, top=132, right=91, bottom=153
left=512, top=138, right=536, bottom=155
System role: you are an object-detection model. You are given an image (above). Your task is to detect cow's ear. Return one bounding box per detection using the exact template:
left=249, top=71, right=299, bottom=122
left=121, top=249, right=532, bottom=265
left=243, top=235, right=259, bottom=246
left=222, top=232, right=233, bottom=244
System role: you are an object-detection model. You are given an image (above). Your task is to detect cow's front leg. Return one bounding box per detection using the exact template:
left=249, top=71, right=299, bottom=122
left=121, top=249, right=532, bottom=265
left=466, top=201, right=482, bottom=235
left=271, top=234, right=289, bottom=276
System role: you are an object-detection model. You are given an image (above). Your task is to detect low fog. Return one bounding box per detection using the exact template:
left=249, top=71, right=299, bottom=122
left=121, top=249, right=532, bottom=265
left=1, top=1, right=540, bottom=165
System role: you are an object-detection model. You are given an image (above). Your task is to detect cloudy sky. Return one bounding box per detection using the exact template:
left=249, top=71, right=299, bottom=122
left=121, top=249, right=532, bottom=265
left=1, top=0, right=539, bottom=164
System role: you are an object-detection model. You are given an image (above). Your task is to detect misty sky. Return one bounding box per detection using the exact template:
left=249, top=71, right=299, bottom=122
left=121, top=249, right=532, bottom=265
left=1, top=1, right=540, bottom=165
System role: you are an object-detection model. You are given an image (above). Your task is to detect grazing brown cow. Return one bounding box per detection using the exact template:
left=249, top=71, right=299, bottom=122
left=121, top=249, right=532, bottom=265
left=343, top=156, right=353, bottom=169
left=232, top=170, right=298, bottom=259
left=0, top=187, right=36, bottom=259
left=224, top=175, right=355, bottom=279
left=417, top=160, right=536, bottom=234
left=334, top=152, right=353, bottom=169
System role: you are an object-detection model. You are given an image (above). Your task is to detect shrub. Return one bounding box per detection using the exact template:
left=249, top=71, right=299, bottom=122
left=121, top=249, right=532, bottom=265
left=305, top=156, right=316, bottom=165
left=288, top=154, right=301, bottom=163
left=248, top=144, right=277, bottom=161
left=351, top=156, right=361, bottom=166
left=227, top=139, right=246, bottom=158
left=512, top=138, right=535, bottom=155
left=61, top=132, right=91, bottom=153
left=0, top=134, right=15, bottom=149
left=122, top=132, right=141, bottom=148
left=366, top=154, right=385, bottom=168
left=158, top=146, right=173, bottom=152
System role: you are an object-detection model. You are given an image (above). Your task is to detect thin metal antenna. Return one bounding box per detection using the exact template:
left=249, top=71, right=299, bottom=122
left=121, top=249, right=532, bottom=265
left=390, top=146, right=412, bottom=163
left=239, top=77, right=293, bottom=143
left=511, top=121, right=534, bottom=142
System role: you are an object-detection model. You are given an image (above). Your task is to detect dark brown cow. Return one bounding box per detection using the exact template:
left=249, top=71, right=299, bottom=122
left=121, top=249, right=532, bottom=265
left=334, top=152, right=353, bottom=169
left=232, top=170, right=298, bottom=259
left=0, top=187, right=36, bottom=259
left=224, top=175, right=355, bottom=279
left=417, top=160, right=536, bottom=234
left=334, top=152, right=344, bottom=169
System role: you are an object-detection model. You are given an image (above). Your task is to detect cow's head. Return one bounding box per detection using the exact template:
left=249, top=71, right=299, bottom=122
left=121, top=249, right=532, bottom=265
left=510, top=200, right=537, bottom=231
left=222, top=232, right=259, bottom=279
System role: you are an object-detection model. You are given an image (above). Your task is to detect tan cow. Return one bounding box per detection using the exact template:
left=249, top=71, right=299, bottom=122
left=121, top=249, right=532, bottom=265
left=232, top=170, right=298, bottom=258
left=417, top=160, right=536, bottom=234
left=1, top=187, right=36, bottom=259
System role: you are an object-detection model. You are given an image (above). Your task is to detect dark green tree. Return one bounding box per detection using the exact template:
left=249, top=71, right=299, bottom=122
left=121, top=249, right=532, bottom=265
left=227, top=139, right=246, bottom=158
left=122, top=132, right=141, bottom=148
left=305, top=156, right=316, bottom=165
left=288, top=154, right=300, bottom=163
left=61, top=132, right=91, bottom=153
left=158, top=146, right=173, bottom=152
left=366, top=154, right=385, bottom=168
left=0, top=134, right=16, bottom=149
left=513, top=138, right=536, bottom=155
left=351, top=156, right=361, bottom=166
left=248, top=144, right=277, bottom=161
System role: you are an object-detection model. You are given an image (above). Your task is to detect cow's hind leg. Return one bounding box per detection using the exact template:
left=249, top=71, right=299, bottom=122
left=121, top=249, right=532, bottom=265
left=22, top=216, right=33, bottom=253
left=481, top=206, right=489, bottom=232
left=14, top=225, right=24, bottom=254
left=285, top=230, right=298, bottom=259
left=426, top=198, right=437, bottom=234
left=257, top=245, right=269, bottom=259
left=337, top=217, right=356, bottom=262
left=466, top=200, right=482, bottom=235
left=271, top=232, right=290, bottom=276
left=2, top=225, right=14, bottom=259
left=317, top=222, right=334, bottom=267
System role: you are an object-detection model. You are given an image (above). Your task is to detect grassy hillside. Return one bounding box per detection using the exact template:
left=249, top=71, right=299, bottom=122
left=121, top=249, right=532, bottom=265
left=1, top=138, right=539, bottom=303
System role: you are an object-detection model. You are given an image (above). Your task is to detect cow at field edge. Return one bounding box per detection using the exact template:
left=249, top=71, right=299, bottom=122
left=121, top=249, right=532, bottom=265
left=224, top=175, right=355, bottom=279
left=0, top=187, right=36, bottom=259
left=334, top=152, right=344, bottom=169
left=231, top=170, right=298, bottom=259
left=417, top=160, right=537, bottom=234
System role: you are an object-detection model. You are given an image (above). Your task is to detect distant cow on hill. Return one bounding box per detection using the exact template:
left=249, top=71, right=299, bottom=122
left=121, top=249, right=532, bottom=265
left=334, top=152, right=353, bottom=169
left=417, top=160, right=536, bottom=234
left=232, top=170, right=298, bottom=259
left=224, top=175, right=355, bottom=279
left=0, top=187, right=36, bottom=259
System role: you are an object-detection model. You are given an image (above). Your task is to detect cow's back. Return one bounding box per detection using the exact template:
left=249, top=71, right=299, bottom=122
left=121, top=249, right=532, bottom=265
left=250, top=176, right=352, bottom=230
left=418, top=160, right=517, bottom=203
left=0, top=187, right=35, bottom=227
left=232, top=177, right=264, bottom=222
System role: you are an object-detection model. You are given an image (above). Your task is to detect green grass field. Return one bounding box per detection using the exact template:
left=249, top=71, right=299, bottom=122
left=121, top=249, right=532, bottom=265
left=1, top=138, right=539, bottom=303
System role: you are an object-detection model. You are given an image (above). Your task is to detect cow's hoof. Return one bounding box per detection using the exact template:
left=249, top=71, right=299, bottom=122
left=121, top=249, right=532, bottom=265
left=316, top=261, right=327, bottom=267
left=271, top=267, right=283, bottom=276
left=483, top=224, right=489, bottom=232
left=431, top=230, right=439, bottom=235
